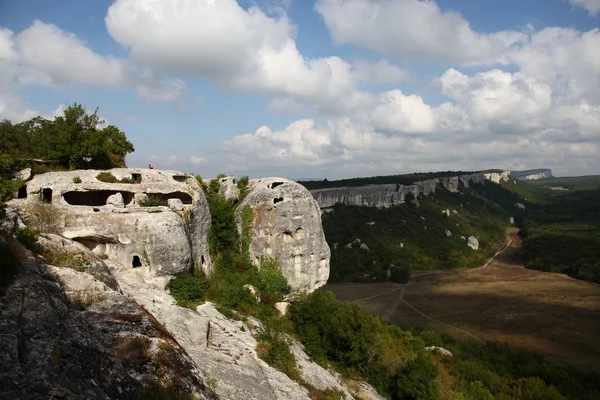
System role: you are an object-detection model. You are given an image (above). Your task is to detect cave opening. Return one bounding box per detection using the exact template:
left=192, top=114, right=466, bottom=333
left=201, top=255, right=206, bottom=267
left=273, top=197, right=284, bottom=204
left=42, top=188, right=52, bottom=203
left=147, top=192, right=194, bottom=205
left=17, top=186, right=27, bottom=199
left=270, top=182, right=284, bottom=189
left=132, top=255, right=142, bottom=268
left=63, top=190, right=134, bottom=206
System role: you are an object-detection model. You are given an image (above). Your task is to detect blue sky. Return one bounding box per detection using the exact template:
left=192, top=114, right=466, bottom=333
left=1, top=0, right=599, bottom=179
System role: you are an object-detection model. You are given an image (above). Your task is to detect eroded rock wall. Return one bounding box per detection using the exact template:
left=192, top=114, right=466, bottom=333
left=9, top=168, right=212, bottom=287
left=235, top=178, right=330, bottom=293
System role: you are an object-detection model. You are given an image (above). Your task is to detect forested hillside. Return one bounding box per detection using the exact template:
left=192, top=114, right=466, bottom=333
left=321, top=181, right=515, bottom=282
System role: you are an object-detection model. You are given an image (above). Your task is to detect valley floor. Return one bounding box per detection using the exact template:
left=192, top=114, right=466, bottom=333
left=326, top=229, right=600, bottom=372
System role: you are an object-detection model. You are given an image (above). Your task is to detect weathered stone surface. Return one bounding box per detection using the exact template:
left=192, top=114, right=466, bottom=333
left=467, top=236, right=479, bottom=250
left=8, top=168, right=212, bottom=286
left=484, top=170, right=511, bottom=183
left=217, top=176, right=240, bottom=200
left=106, top=192, right=124, bottom=208
left=13, top=168, right=32, bottom=181
left=509, top=217, right=515, bottom=225
left=310, top=173, right=487, bottom=210
left=235, top=178, right=330, bottom=293
left=275, top=301, right=290, bottom=316
left=0, top=237, right=217, bottom=400
left=515, top=203, right=526, bottom=210
left=445, top=230, right=452, bottom=237
left=360, top=243, right=370, bottom=252
left=425, top=346, right=453, bottom=357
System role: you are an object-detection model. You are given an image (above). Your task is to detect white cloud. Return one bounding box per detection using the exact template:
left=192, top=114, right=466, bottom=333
left=315, top=0, right=526, bottom=64
left=5, top=20, right=185, bottom=105
left=105, top=0, right=405, bottom=104
left=190, top=156, right=208, bottom=165
left=569, top=0, right=600, bottom=15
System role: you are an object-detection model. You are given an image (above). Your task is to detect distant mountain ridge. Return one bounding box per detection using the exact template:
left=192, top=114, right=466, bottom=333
left=510, top=168, right=554, bottom=180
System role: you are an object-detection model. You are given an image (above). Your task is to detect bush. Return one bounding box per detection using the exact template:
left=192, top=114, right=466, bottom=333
left=257, top=257, right=290, bottom=301
left=96, top=172, right=118, bottom=183
left=389, top=265, right=410, bottom=283
left=15, top=227, right=38, bottom=252
left=139, top=196, right=168, bottom=207
left=169, top=270, right=209, bottom=308
left=26, top=200, right=61, bottom=234
left=72, top=176, right=82, bottom=183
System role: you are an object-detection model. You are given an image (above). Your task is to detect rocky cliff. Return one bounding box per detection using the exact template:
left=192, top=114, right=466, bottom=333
left=235, top=178, right=330, bottom=293
left=310, top=173, right=486, bottom=210
left=510, top=168, right=554, bottom=181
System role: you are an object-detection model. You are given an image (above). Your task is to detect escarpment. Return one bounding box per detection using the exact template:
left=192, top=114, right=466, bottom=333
left=235, top=177, right=331, bottom=293
left=9, top=168, right=212, bottom=288
left=310, top=172, right=487, bottom=210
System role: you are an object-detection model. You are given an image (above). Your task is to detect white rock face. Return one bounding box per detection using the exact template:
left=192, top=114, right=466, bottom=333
left=467, top=236, right=479, bottom=250
left=360, top=243, right=370, bottom=252
left=425, top=346, right=453, bottom=357
left=275, top=301, right=290, bottom=316
left=515, top=203, right=526, bottom=210
left=9, top=168, right=212, bottom=286
left=13, top=168, right=32, bottom=181
left=509, top=217, right=515, bottom=225
left=217, top=176, right=240, bottom=200
left=483, top=170, right=511, bottom=183
left=235, top=178, right=330, bottom=294
left=445, top=230, right=452, bottom=237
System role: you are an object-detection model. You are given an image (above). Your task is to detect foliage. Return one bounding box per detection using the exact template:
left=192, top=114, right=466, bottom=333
left=96, top=172, right=141, bottom=184
left=139, top=195, right=168, bottom=207
left=388, top=265, right=410, bottom=283
left=237, top=175, right=249, bottom=202
left=207, top=194, right=239, bottom=257
left=15, top=227, right=38, bottom=252
left=72, top=176, right=82, bottom=183
left=256, top=324, right=300, bottom=381
left=323, top=182, right=509, bottom=282
left=529, top=175, right=600, bottom=191
left=413, top=329, right=600, bottom=400
left=0, top=103, right=134, bottom=170
left=240, top=205, right=253, bottom=258
left=169, top=270, right=210, bottom=308
left=195, top=175, right=208, bottom=193
left=290, top=290, right=440, bottom=398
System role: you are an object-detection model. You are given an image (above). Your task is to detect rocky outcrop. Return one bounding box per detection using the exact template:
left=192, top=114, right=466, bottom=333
left=484, top=170, right=511, bottom=183
left=217, top=176, right=240, bottom=200
left=467, top=236, right=479, bottom=250
left=8, top=168, right=212, bottom=287
left=511, top=168, right=554, bottom=181
left=0, top=233, right=217, bottom=400
left=235, top=178, right=330, bottom=293
left=310, top=173, right=486, bottom=209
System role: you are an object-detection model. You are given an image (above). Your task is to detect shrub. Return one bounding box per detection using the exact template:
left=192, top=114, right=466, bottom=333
left=169, top=271, right=209, bottom=308
left=256, top=323, right=300, bottom=381
left=15, top=227, right=38, bottom=252
left=257, top=257, right=290, bottom=301
left=389, top=265, right=410, bottom=283
left=96, top=172, right=118, bottom=183
left=139, top=195, right=168, bottom=207
left=25, top=200, right=61, bottom=234
left=72, top=176, right=82, bottom=183
left=237, top=175, right=249, bottom=202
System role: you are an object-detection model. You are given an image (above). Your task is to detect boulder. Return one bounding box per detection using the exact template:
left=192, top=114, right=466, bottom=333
left=360, top=243, right=370, bottom=252
left=515, top=203, right=526, bottom=210
left=235, top=177, right=330, bottom=293
left=13, top=167, right=32, bottom=181
left=366, top=221, right=375, bottom=226
left=467, top=236, right=479, bottom=250
left=275, top=301, right=290, bottom=316
left=168, top=198, right=185, bottom=211
left=425, top=346, right=453, bottom=357
left=445, top=230, right=452, bottom=237
left=509, top=217, right=515, bottom=225
left=106, top=192, right=124, bottom=208
left=217, top=175, right=240, bottom=200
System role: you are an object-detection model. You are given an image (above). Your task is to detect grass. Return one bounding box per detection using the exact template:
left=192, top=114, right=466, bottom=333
left=139, top=195, right=168, bottom=207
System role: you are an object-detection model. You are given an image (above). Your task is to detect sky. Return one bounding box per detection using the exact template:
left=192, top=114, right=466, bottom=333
left=1, top=0, right=599, bottom=180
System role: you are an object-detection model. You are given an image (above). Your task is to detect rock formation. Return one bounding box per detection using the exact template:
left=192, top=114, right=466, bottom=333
left=0, top=228, right=217, bottom=400
left=235, top=178, right=330, bottom=293
left=310, top=173, right=486, bottom=210
left=9, top=169, right=212, bottom=288
left=484, top=170, right=511, bottom=183
left=511, top=168, right=554, bottom=181
left=467, top=236, right=479, bottom=250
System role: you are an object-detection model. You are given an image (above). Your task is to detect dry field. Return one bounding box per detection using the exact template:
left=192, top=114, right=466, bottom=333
left=326, top=228, right=600, bottom=372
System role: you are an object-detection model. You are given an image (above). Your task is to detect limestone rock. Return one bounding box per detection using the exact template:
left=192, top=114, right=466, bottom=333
left=217, top=175, right=240, bottom=200
left=366, top=221, right=375, bottom=226
left=235, top=177, right=330, bottom=293
left=360, top=243, right=370, bottom=252
left=509, top=217, right=515, bottom=225
left=275, top=301, right=290, bottom=316
left=425, top=346, right=453, bottom=357
left=8, top=168, right=212, bottom=286
left=0, top=238, right=217, bottom=400
left=168, top=198, right=185, bottom=211
left=515, top=203, right=526, bottom=210
left=106, top=192, right=124, bottom=208
left=467, top=236, right=479, bottom=250
left=13, top=167, right=32, bottom=181
left=461, top=236, right=466, bottom=240
left=484, top=170, right=511, bottom=183
left=445, top=230, right=452, bottom=237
